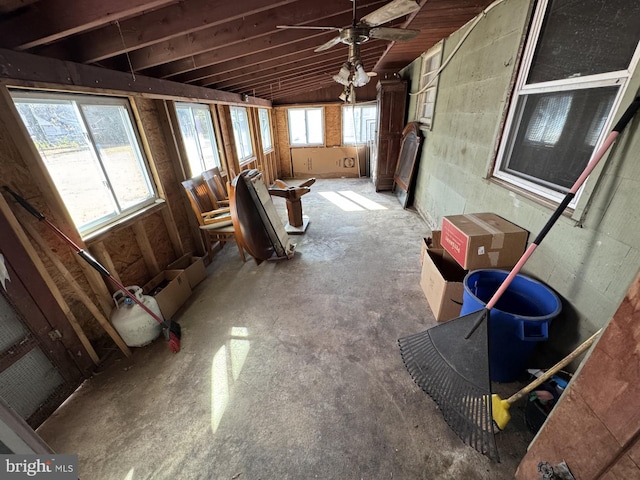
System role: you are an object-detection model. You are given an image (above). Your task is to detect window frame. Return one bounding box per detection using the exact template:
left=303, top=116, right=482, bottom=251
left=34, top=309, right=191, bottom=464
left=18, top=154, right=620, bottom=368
left=229, top=105, right=254, bottom=163
left=287, top=107, right=324, bottom=146
left=10, top=89, right=159, bottom=237
left=174, top=102, right=222, bottom=177
left=416, top=41, right=443, bottom=129
left=258, top=108, right=273, bottom=152
left=342, top=103, right=378, bottom=145
left=492, top=0, right=640, bottom=206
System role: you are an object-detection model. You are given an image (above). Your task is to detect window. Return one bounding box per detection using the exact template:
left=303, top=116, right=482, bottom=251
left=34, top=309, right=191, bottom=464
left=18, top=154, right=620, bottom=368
left=175, top=102, right=221, bottom=176
left=494, top=0, right=640, bottom=204
left=11, top=90, right=157, bottom=236
left=230, top=106, right=254, bottom=162
left=287, top=108, right=324, bottom=146
left=342, top=104, right=378, bottom=144
left=258, top=108, right=273, bottom=152
left=416, top=42, right=442, bottom=128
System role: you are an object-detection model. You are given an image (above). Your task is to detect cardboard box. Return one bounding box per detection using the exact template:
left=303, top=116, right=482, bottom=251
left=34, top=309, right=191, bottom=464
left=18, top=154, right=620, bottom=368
left=168, top=254, right=207, bottom=289
left=290, top=146, right=365, bottom=178
left=441, top=213, right=528, bottom=270
left=420, top=230, right=442, bottom=265
left=420, top=248, right=468, bottom=322
left=143, top=270, right=192, bottom=319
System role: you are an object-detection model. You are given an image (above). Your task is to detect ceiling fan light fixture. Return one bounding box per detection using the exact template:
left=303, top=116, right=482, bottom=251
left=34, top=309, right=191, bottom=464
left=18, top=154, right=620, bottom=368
left=353, top=62, right=370, bottom=87
left=333, top=62, right=352, bottom=86
left=339, top=86, right=349, bottom=102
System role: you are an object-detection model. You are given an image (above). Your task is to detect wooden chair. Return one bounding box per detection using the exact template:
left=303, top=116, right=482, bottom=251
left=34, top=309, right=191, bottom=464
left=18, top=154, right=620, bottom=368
left=181, top=175, right=245, bottom=262
left=202, top=167, right=229, bottom=207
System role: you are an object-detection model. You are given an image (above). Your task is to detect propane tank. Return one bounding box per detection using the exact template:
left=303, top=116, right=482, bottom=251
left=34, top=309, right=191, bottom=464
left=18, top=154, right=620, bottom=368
left=110, top=286, right=163, bottom=347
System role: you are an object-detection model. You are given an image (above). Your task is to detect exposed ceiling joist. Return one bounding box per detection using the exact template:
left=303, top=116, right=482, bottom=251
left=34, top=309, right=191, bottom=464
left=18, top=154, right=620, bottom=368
left=171, top=33, right=348, bottom=84
left=218, top=50, right=385, bottom=93
left=0, top=0, right=496, bottom=103
left=197, top=44, right=385, bottom=88
left=0, top=0, right=176, bottom=50
left=34, top=0, right=300, bottom=64
left=127, top=0, right=389, bottom=72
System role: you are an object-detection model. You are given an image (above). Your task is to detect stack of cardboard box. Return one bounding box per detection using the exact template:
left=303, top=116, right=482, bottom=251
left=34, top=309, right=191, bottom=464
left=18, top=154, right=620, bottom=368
left=142, top=254, right=207, bottom=320
left=420, top=213, right=529, bottom=322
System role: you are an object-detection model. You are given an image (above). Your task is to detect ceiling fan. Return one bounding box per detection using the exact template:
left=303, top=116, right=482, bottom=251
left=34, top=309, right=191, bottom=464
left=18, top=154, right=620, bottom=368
left=277, top=0, right=421, bottom=93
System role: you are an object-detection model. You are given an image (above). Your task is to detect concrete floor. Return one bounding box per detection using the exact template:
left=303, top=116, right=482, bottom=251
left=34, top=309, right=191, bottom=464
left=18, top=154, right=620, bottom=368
left=37, top=178, right=533, bottom=479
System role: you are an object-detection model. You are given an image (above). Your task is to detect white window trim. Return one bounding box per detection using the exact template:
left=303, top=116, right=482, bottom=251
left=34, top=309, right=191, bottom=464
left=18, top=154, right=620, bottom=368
left=230, top=106, right=254, bottom=162
left=342, top=102, right=377, bottom=145
left=175, top=102, right=222, bottom=176
left=416, top=41, right=443, bottom=128
left=258, top=108, right=273, bottom=152
left=10, top=89, right=158, bottom=237
left=493, top=0, right=640, bottom=207
left=287, top=107, right=324, bottom=146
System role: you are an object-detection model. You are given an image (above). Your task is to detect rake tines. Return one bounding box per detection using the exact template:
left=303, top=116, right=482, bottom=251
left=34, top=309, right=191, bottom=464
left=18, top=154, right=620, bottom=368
left=398, top=310, right=499, bottom=462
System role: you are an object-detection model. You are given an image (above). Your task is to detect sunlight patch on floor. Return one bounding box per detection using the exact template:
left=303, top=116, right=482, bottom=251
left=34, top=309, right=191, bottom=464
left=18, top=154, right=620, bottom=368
left=211, top=327, right=250, bottom=434
left=338, top=191, right=387, bottom=210
left=319, top=191, right=364, bottom=211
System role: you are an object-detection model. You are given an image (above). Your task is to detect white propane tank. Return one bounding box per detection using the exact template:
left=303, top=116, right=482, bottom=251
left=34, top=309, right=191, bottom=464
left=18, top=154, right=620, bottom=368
left=110, top=286, right=163, bottom=347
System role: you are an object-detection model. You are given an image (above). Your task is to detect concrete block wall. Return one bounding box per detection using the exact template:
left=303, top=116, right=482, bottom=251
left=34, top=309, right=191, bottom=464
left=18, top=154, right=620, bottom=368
left=402, top=0, right=640, bottom=357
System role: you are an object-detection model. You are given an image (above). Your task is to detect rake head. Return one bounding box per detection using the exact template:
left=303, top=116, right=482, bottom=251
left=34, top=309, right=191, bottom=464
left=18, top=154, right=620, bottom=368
left=398, top=309, right=499, bottom=462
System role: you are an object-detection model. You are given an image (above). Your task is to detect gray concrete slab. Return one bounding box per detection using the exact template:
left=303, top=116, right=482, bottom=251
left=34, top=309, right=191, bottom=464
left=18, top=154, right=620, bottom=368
left=37, top=178, right=533, bottom=479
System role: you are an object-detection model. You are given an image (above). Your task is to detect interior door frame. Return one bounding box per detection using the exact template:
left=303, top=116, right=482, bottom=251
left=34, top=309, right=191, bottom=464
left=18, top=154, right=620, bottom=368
left=0, top=202, right=92, bottom=425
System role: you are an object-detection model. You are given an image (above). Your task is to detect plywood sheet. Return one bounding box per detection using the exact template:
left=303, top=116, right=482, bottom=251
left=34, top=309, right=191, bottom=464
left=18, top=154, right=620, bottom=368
left=144, top=212, right=174, bottom=269
left=325, top=104, right=342, bottom=147
left=274, top=107, right=291, bottom=177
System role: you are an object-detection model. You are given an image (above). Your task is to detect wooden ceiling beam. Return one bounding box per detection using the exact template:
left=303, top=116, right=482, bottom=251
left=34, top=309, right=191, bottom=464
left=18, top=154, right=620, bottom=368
left=0, top=0, right=176, bottom=50
left=199, top=44, right=384, bottom=89
left=262, top=85, right=335, bottom=102
left=215, top=50, right=385, bottom=93
left=147, top=27, right=346, bottom=80
left=168, top=33, right=341, bottom=84
left=240, top=77, right=335, bottom=98
left=145, top=2, right=391, bottom=81
left=127, top=0, right=388, bottom=71
left=33, top=0, right=299, bottom=64
left=260, top=81, right=339, bottom=101
left=0, top=48, right=271, bottom=106
left=197, top=48, right=341, bottom=86
left=252, top=75, right=340, bottom=95
left=236, top=75, right=360, bottom=100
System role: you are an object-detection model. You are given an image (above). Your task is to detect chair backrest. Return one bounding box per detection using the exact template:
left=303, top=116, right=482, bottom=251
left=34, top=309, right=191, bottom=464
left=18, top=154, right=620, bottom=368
left=202, top=167, right=228, bottom=203
left=181, top=176, right=215, bottom=226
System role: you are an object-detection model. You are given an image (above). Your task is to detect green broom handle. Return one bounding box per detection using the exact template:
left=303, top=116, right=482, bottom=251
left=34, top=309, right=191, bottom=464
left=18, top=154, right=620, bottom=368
left=466, top=95, right=640, bottom=338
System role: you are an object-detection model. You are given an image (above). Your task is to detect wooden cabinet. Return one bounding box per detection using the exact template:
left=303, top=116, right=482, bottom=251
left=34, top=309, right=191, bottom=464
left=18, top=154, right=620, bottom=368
left=372, top=79, right=408, bottom=191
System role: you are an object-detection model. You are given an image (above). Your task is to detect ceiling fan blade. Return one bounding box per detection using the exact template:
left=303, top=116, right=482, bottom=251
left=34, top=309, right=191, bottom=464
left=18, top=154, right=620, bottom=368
left=369, top=26, right=420, bottom=42
left=276, top=25, right=341, bottom=31
left=360, top=0, right=421, bottom=27
left=314, top=36, right=344, bottom=52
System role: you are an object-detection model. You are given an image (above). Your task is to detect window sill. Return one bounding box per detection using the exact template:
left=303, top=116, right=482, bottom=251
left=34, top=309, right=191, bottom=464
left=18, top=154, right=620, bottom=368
left=418, top=124, right=432, bottom=134
left=489, top=177, right=577, bottom=221
left=84, top=199, right=166, bottom=244
left=239, top=157, right=258, bottom=167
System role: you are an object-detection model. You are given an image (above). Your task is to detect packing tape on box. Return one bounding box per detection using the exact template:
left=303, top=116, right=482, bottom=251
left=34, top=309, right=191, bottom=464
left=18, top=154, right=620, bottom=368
left=466, top=214, right=505, bottom=249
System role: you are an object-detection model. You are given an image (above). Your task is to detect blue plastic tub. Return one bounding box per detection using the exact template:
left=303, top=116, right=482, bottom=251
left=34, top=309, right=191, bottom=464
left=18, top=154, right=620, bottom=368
left=461, top=269, right=561, bottom=383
